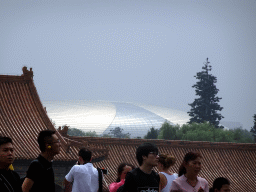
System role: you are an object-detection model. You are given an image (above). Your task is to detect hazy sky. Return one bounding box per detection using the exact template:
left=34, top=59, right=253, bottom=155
left=1, top=0, right=256, bottom=130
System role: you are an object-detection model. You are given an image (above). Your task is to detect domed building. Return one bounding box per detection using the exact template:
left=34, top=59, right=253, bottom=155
left=43, top=100, right=190, bottom=138
left=1, top=67, right=255, bottom=191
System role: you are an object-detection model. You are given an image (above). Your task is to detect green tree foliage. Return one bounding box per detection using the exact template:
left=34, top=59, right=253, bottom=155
left=156, top=122, right=255, bottom=143
left=102, top=134, right=112, bottom=138
left=180, top=122, right=216, bottom=142
left=84, top=131, right=98, bottom=137
left=250, top=114, right=256, bottom=142
left=158, top=122, right=180, bottom=140
left=68, top=128, right=87, bottom=136
left=232, top=128, right=254, bottom=143
left=180, top=123, right=254, bottom=143
left=109, top=127, right=130, bottom=139
left=144, top=127, right=159, bottom=139
left=188, top=58, right=224, bottom=128
left=68, top=128, right=98, bottom=137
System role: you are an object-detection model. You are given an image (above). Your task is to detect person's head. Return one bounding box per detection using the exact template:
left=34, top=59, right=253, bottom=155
left=78, top=148, right=92, bottom=164
left=136, top=142, right=159, bottom=166
left=178, top=151, right=202, bottom=177
left=116, top=163, right=135, bottom=182
left=37, top=130, right=60, bottom=155
left=0, top=136, right=14, bottom=168
left=157, top=154, right=176, bottom=171
left=210, top=177, right=230, bottom=192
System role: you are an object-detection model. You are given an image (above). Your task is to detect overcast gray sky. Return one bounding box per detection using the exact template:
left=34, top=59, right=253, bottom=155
left=1, top=0, right=255, bottom=130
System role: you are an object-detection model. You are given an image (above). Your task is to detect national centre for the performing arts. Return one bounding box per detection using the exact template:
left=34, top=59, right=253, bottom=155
left=43, top=100, right=190, bottom=138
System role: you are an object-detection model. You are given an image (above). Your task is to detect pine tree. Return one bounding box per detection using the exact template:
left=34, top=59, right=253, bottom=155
left=250, top=114, right=256, bottom=142
left=144, top=127, right=159, bottom=139
left=188, top=58, right=224, bottom=128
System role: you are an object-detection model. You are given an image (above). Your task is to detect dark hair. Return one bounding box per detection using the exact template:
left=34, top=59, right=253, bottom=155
left=78, top=148, right=92, bottom=162
left=0, top=136, right=12, bottom=147
left=158, top=154, right=176, bottom=169
left=37, top=130, right=56, bottom=152
left=116, top=163, right=135, bottom=182
left=178, top=151, right=202, bottom=176
left=209, top=177, right=230, bottom=192
left=136, top=143, right=158, bottom=166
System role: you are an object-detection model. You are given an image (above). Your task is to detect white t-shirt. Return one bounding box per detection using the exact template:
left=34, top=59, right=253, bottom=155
left=65, top=163, right=99, bottom=192
left=160, top=172, right=178, bottom=192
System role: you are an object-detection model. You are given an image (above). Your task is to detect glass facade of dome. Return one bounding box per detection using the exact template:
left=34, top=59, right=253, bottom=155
left=103, top=102, right=172, bottom=138
left=43, top=100, right=190, bottom=138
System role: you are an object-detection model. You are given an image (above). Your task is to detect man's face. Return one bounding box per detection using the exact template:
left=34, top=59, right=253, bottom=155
left=143, top=151, right=159, bottom=167
left=48, top=134, right=61, bottom=155
left=0, top=143, right=15, bottom=167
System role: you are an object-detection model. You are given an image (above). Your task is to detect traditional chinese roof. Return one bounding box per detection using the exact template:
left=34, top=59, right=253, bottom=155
left=0, top=67, right=108, bottom=162
left=67, top=136, right=256, bottom=192
left=1, top=67, right=255, bottom=191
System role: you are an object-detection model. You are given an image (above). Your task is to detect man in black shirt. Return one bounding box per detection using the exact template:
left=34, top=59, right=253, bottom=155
left=117, top=142, right=160, bottom=192
left=22, top=130, right=61, bottom=192
left=0, top=136, right=22, bottom=192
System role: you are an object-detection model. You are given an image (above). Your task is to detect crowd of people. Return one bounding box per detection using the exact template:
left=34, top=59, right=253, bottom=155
left=0, top=132, right=231, bottom=192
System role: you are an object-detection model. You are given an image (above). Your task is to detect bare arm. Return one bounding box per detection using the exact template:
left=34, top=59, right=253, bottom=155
left=64, top=178, right=72, bottom=192
left=22, top=178, right=34, bottom=192
left=159, top=173, right=167, bottom=191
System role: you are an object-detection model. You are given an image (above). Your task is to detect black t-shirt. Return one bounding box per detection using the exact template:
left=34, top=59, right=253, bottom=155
left=0, top=169, right=22, bottom=192
left=26, top=155, right=55, bottom=192
left=117, top=168, right=160, bottom=192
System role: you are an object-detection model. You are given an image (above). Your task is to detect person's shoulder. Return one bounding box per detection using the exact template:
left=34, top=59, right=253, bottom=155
left=89, top=163, right=97, bottom=170
left=151, top=170, right=159, bottom=177
left=10, top=170, right=20, bottom=179
left=70, top=165, right=80, bottom=171
left=172, top=175, right=183, bottom=182
left=198, top=176, right=208, bottom=184
left=130, top=167, right=139, bottom=174
left=159, top=172, right=166, bottom=178
left=131, top=167, right=139, bottom=172
left=173, top=173, right=178, bottom=178
left=86, top=163, right=98, bottom=173
left=28, top=159, right=43, bottom=170
left=125, top=168, right=139, bottom=180
left=109, top=180, right=125, bottom=192
left=152, top=170, right=158, bottom=174
left=159, top=173, right=167, bottom=188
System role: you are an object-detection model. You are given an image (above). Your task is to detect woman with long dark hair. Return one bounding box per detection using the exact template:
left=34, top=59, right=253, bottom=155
left=209, top=177, right=230, bottom=192
left=109, top=163, right=135, bottom=192
left=170, top=151, right=209, bottom=192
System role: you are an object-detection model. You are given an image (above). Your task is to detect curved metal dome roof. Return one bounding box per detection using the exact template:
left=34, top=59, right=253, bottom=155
left=43, top=100, right=190, bottom=138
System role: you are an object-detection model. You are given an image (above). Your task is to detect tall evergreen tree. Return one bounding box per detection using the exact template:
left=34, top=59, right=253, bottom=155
left=188, top=58, right=224, bottom=128
left=144, top=127, right=159, bottom=139
left=250, top=114, right=256, bottom=142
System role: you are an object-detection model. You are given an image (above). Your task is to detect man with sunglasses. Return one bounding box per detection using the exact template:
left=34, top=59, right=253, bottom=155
left=22, top=130, right=61, bottom=192
left=117, top=142, right=160, bottom=192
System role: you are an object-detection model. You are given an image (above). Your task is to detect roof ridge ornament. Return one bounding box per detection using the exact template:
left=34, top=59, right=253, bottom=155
left=58, top=125, right=69, bottom=137
left=22, top=66, right=34, bottom=80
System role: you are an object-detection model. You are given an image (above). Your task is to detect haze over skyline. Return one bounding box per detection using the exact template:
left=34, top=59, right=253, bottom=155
left=1, top=0, right=255, bottom=130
